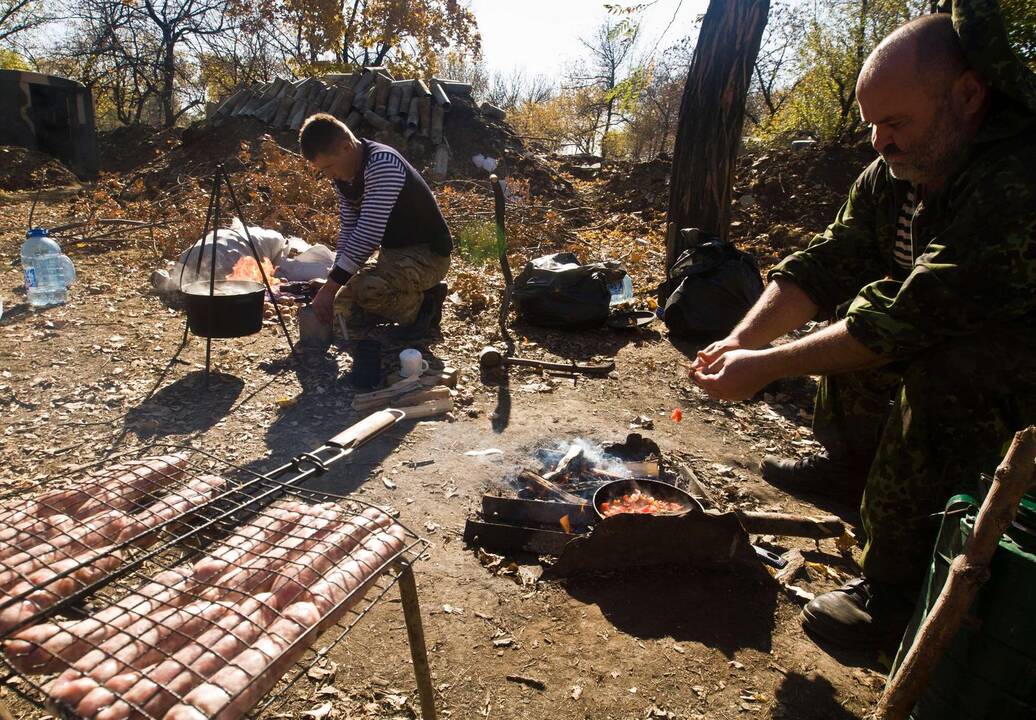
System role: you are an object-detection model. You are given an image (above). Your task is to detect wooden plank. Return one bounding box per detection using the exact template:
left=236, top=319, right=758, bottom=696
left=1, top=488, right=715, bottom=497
left=481, top=495, right=594, bottom=532
left=463, top=519, right=575, bottom=556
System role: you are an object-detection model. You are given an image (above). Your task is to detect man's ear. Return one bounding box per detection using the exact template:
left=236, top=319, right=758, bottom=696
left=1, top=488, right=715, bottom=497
left=953, top=69, right=988, bottom=116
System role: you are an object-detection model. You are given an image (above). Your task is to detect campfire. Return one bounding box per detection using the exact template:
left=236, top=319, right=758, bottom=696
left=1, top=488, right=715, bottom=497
left=226, top=255, right=280, bottom=288
left=463, top=435, right=847, bottom=575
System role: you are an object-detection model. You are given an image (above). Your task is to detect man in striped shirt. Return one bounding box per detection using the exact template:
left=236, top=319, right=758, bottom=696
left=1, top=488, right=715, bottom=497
left=300, top=114, right=452, bottom=349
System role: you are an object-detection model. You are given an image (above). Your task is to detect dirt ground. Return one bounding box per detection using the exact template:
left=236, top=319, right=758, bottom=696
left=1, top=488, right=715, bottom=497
left=0, top=138, right=888, bottom=719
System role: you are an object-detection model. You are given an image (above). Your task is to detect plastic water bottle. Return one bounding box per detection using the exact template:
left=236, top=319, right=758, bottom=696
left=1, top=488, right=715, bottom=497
left=608, top=274, right=634, bottom=306
left=21, top=228, right=76, bottom=308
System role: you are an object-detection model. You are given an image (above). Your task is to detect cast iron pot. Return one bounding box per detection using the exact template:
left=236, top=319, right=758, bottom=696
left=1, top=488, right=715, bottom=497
left=181, top=280, right=265, bottom=338
left=592, top=478, right=704, bottom=520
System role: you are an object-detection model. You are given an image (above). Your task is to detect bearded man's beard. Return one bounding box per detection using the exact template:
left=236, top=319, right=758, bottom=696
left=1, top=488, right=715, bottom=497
left=884, top=95, right=971, bottom=185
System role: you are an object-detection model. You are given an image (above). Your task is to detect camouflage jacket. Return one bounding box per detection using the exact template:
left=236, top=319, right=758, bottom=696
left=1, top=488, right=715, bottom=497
left=768, top=96, right=1036, bottom=361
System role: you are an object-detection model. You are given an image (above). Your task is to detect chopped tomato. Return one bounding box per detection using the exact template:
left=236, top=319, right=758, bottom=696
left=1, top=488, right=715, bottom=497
left=599, top=489, right=687, bottom=517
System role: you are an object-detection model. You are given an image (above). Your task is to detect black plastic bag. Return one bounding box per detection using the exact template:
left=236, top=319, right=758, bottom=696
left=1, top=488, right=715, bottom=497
left=660, top=229, right=763, bottom=340
left=513, top=252, right=626, bottom=329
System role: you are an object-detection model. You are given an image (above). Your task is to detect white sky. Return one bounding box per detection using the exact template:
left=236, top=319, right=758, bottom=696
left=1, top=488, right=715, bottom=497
left=466, top=0, right=709, bottom=80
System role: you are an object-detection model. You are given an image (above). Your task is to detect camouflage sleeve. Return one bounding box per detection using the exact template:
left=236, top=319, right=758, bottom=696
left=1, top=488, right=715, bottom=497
left=767, top=160, right=888, bottom=313
left=844, top=158, right=1036, bottom=359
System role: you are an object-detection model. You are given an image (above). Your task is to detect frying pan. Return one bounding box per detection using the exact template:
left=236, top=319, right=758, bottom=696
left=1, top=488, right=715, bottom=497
left=592, top=478, right=704, bottom=520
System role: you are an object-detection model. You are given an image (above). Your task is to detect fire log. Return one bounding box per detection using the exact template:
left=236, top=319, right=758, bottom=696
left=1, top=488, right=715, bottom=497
left=734, top=511, right=844, bottom=539
left=518, top=470, right=583, bottom=505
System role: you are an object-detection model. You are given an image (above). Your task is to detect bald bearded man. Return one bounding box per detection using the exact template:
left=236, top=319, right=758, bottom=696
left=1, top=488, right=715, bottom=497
left=691, top=12, right=1036, bottom=649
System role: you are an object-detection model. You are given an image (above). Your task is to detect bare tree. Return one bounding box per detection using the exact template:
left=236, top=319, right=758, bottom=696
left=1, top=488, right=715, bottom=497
left=0, top=0, right=53, bottom=46
left=746, top=0, right=806, bottom=126
left=484, top=67, right=554, bottom=109
left=568, top=18, right=640, bottom=158
left=132, top=0, right=227, bottom=127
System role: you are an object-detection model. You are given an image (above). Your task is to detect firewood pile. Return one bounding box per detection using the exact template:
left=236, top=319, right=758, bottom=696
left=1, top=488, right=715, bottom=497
left=209, top=66, right=506, bottom=176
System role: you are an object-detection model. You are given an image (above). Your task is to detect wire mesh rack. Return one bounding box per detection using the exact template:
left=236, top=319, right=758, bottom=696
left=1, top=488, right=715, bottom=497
left=0, top=440, right=435, bottom=720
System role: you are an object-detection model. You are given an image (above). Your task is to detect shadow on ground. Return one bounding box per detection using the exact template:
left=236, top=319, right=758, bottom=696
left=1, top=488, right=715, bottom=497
left=515, top=321, right=660, bottom=362
left=123, top=371, right=244, bottom=439
left=773, top=671, right=864, bottom=719
left=562, top=566, right=777, bottom=658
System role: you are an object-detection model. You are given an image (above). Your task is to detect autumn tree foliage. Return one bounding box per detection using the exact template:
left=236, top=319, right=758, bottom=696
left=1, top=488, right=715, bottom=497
left=240, top=0, right=480, bottom=77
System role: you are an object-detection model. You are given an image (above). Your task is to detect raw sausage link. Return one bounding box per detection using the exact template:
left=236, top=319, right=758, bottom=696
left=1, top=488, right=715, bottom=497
left=4, top=567, right=195, bottom=673
left=0, top=454, right=190, bottom=532
left=0, top=549, right=124, bottom=634
left=97, top=594, right=278, bottom=720
left=48, top=600, right=224, bottom=710
left=0, top=511, right=130, bottom=592
left=164, top=524, right=405, bottom=720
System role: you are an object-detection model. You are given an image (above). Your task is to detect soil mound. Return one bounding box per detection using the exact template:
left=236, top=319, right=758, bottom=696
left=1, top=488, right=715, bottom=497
left=0, top=146, right=79, bottom=192
left=97, top=125, right=183, bottom=174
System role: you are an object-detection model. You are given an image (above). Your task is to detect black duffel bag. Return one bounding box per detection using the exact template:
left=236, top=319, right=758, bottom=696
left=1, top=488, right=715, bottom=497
left=513, top=252, right=627, bottom=329
left=659, top=228, right=763, bottom=340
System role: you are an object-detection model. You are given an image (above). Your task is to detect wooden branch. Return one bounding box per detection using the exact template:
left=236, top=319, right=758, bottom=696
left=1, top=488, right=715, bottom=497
left=518, top=470, right=584, bottom=505
left=735, top=511, right=845, bottom=539
left=874, top=426, right=1036, bottom=720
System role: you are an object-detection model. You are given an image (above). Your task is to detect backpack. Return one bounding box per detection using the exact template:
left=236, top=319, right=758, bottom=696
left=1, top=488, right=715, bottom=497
left=513, top=252, right=627, bottom=329
left=659, top=229, right=763, bottom=340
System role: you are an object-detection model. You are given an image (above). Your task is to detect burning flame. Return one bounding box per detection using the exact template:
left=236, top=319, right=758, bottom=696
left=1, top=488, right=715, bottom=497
left=226, top=256, right=280, bottom=288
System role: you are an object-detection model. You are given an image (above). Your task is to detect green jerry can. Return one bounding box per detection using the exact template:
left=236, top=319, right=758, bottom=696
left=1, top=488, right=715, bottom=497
left=892, top=484, right=1036, bottom=719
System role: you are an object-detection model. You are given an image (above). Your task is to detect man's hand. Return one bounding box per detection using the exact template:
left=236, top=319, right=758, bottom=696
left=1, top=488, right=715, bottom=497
left=690, top=336, right=742, bottom=372
left=691, top=348, right=777, bottom=401
left=311, top=282, right=338, bottom=325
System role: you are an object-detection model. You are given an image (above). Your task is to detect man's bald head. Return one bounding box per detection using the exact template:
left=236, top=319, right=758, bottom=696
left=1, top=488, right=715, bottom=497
left=856, top=13, right=989, bottom=187
left=859, top=14, right=970, bottom=100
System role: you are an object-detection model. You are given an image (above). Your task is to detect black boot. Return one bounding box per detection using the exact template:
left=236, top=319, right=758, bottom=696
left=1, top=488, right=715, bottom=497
left=801, top=577, right=913, bottom=650
left=389, top=283, right=448, bottom=341
left=347, top=339, right=382, bottom=390
left=761, top=451, right=869, bottom=501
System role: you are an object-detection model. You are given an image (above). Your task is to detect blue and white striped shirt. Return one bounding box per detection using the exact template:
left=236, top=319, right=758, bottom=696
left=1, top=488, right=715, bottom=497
left=332, top=148, right=407, bottom=275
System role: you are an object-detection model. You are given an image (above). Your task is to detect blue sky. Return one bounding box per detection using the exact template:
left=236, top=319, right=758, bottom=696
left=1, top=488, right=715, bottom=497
left=465, top=0, right=708, bottom=79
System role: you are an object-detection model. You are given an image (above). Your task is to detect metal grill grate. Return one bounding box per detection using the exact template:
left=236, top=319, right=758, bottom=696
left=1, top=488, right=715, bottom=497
left=0, top=442, right=431, bottom=720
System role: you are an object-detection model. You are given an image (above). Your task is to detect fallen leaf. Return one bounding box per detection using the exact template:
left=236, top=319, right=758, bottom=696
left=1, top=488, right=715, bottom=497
left=382, top=477, right=397, bottom=489
left=301, top=702, right=333, bottom=720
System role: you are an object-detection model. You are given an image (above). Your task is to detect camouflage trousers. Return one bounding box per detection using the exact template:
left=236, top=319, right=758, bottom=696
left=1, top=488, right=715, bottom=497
left=813, top=335, right=1036, bottom=590
left=333, top=245, right=450, bottom=333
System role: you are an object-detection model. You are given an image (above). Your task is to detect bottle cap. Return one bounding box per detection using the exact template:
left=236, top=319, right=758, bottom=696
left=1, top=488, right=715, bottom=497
left=27, top=227, right=49, bottom=237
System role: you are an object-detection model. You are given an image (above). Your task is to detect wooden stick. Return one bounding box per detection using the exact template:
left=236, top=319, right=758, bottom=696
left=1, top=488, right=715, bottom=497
left=397, top=564, right=438, bottom=719
left=874, top=426, right=1036, bottom=720
left=735, top=511, right=845, bottom=539
left=353, top=386, right=451, bottom=413
left=518, top=470, right=583, bottom=505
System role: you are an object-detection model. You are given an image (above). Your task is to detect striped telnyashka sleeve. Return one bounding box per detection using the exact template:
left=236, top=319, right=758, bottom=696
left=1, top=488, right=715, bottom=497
left=332, top=151, right=406, bottom=275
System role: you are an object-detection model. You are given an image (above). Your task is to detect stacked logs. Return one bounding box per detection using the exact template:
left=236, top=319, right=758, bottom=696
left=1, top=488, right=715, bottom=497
left=210, top=67, right=500, bottom=177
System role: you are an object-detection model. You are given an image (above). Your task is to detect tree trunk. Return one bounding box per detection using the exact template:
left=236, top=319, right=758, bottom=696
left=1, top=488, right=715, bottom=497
left=160, top=37, right=177, bottom=128
left=665, top=0, right=770, bottom=270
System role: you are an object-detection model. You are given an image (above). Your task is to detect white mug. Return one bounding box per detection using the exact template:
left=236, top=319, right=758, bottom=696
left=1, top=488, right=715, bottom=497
left=399, top=348, right=430, bottom=378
